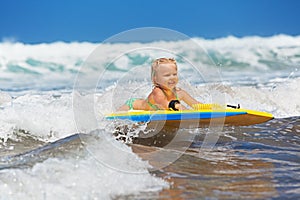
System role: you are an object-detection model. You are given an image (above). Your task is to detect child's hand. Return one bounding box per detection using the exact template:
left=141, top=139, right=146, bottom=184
left=175, top=102, right=181, bottom=110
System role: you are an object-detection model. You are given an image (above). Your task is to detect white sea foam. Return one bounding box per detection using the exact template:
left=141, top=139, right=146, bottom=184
left=0, top=92, right=12, bottom=106
left=224, top=77, right=300, bottom=118
left=0, top=34, right=299, bottom=87
left=0, top=131, right=168, bottom=199
left=0, top=35, right=299, bottom=142
left=0, top=92, right=76, bottom=142
left=0, top=77, right=299, bottom=143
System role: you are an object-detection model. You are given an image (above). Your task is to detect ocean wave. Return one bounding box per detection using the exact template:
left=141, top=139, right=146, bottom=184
left=0, top=35, right=299, bottom=143
left=0, top=35, right=299, bottom=91
left=0, top=76, right=299, bottom=144
left=1, top=34, right=299, bottom=200
left=0, top=132, right=168, bottom=199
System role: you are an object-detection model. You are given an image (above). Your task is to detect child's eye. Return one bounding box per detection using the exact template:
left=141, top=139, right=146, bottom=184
left=163, top=73, right=177, bottom=77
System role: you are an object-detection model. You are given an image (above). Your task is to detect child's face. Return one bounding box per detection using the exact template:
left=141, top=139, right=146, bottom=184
left=153, top=63, right=178, bottom=90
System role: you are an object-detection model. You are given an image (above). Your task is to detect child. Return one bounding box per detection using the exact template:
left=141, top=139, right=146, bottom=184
left=118, top=58, right=201, bottom=111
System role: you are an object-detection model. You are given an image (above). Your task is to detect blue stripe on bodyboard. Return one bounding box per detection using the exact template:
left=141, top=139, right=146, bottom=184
left=107, top=111, right=247, bottom=122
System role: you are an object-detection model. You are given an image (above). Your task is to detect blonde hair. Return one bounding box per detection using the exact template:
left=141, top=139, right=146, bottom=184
left=151, top=58, right=177, bottom=84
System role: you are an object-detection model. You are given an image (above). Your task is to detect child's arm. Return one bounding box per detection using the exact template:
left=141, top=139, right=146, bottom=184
left=177, top=88, right=202, bottom=107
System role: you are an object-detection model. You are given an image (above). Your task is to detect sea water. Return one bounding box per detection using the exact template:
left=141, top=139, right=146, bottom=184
left=0, top=35, right=299, bottom=199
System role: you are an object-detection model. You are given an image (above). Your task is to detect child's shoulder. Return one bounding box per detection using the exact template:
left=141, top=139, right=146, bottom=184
left=151, top=87, right=166, bottom=96
left=152, top=86, right=163, bottom=92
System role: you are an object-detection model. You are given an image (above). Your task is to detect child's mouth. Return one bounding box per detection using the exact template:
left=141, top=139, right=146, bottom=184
left=168, top=82, right=175, bottom=86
